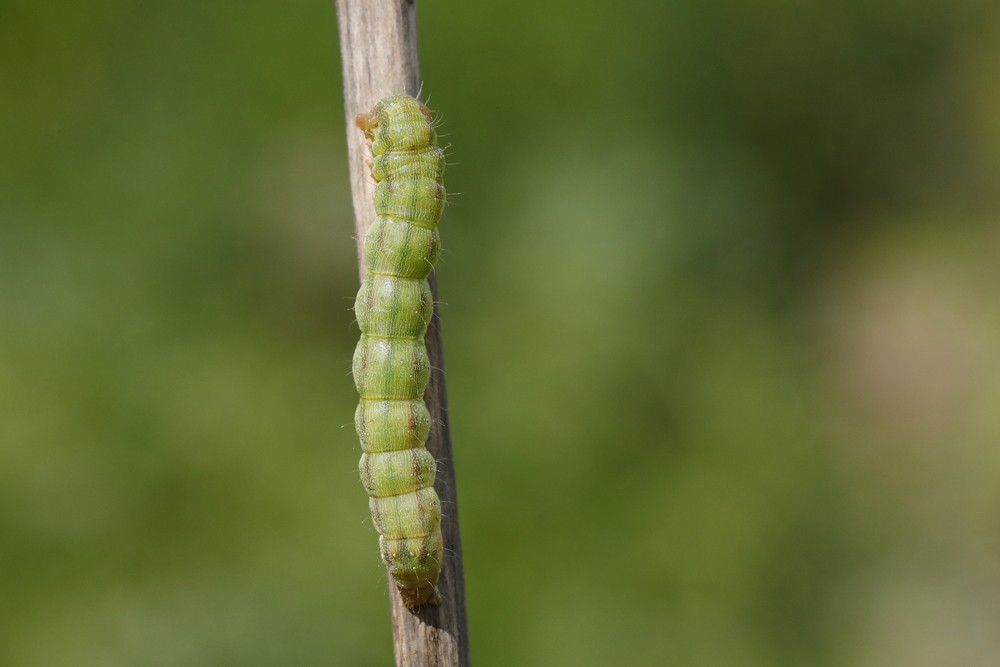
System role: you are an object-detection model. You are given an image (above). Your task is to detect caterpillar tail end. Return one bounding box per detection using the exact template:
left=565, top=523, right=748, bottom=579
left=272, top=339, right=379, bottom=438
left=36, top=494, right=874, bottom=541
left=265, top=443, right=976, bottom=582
left=399, top=582, right=442, bottom=608
left=382, top=531, right=444, bottom=608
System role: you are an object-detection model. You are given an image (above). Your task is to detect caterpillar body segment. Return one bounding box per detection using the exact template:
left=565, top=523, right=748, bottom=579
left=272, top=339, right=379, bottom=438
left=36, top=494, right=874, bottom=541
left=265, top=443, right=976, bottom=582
left=352, top=95, right=446, bottom=607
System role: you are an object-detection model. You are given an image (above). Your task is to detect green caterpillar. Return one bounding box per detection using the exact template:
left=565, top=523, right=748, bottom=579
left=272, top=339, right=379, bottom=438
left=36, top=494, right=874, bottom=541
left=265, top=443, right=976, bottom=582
left=352, top=94, right=446, bottom=607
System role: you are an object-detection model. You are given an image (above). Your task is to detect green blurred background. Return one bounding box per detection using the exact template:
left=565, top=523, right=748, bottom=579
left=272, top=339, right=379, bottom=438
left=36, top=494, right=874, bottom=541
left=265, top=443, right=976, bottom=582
left=3, top=1, right=999, bottom=665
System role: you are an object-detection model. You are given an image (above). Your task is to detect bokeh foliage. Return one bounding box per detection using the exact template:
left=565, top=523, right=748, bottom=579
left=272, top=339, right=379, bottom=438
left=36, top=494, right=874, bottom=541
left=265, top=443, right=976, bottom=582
left=2, top=1, right=999, bottom=665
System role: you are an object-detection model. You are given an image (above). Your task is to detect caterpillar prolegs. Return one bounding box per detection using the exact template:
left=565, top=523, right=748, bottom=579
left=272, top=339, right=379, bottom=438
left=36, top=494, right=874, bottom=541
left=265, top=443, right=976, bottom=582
left=352, top=95, right=447, bottom=607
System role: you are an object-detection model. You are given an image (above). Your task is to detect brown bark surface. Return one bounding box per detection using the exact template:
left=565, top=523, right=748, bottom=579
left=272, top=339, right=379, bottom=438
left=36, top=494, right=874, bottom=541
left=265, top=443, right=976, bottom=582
left=335, top=1, right=471, bottom=665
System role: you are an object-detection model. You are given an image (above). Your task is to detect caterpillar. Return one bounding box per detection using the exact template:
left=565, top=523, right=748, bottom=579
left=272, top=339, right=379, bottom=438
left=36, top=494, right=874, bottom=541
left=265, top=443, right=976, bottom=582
left=352, top=94, right=446, bottom=607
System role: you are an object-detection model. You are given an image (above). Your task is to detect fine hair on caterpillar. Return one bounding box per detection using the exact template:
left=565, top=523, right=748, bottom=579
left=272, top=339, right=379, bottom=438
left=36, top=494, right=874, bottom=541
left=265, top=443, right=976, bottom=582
left=351, top=94, right=448, bottom=608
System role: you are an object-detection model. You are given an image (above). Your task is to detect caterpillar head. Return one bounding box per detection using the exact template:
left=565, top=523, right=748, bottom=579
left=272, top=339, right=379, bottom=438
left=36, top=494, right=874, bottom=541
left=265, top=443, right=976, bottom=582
left=356, top=94, right=435, bottom=156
